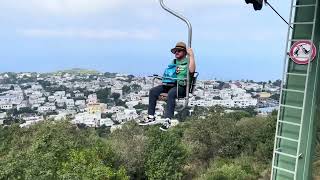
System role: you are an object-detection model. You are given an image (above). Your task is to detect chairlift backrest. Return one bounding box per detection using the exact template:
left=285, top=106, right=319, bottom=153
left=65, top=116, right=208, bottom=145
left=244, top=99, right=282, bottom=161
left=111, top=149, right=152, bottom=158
left=189, top=72, right=199, bottom=94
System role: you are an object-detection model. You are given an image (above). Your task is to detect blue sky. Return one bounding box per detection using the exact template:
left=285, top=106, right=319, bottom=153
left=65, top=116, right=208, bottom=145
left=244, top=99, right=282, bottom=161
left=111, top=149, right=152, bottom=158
left=0, top=0, right=290, bottom=81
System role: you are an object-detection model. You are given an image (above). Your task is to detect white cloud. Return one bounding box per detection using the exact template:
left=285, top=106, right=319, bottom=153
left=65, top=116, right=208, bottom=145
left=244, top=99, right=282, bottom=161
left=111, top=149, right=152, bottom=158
left=168, top=0, right=242, bottom=7
left=0, top=0, right=242, bottom=17
left=1, top=0, right=123, bottom=16
left=19, top=28, right=160, bottom=40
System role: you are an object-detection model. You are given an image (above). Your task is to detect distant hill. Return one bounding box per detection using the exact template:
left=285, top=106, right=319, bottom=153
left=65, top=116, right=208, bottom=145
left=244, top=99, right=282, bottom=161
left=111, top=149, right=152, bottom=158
left=54, top=68, right=100, bottom=75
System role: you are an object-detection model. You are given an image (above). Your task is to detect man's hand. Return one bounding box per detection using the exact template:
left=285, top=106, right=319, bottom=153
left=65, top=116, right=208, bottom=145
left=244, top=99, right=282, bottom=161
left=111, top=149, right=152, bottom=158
left=187, top=48, right=196, bottom=73
left=187, top=48, right=194, bottom=57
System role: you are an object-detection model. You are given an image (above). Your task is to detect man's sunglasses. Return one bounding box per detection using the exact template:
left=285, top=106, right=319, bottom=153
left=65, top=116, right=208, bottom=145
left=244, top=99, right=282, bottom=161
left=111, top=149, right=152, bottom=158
left=174, top=49, right=185, bottom=54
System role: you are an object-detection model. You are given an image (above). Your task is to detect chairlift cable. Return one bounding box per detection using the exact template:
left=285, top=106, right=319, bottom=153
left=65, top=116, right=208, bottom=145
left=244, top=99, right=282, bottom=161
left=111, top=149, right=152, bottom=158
left=265, top=1, right=294, bottom=29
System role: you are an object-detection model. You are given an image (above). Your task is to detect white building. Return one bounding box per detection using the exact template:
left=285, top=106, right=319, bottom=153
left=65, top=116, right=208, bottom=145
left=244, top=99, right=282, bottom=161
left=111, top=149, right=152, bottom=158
left=189, top=97, right=257, bottom=108
left=125, top=100, right=140, bottom=109
left=17, top=73, right=32, bottom=79
left=87, top=94, right=98, bottom=104
left=107, top=106, right=125, bottom=114
left=65, top=99, right=75, bottom=109
left=72, top=112, right=101, bottom=127
left=233, top=98, right=258, bottom=108
left=141, top=97, right=149, bottom=105
left=54, top=91, right=66, bottom=98
left=31, top=85, right=43, bottom=90
left=38, top=105, right=56, bottom=113
left=112, top=109, right=139, bottom=123
left=256, top=107, right=278, bottom=116
left=0, top=112, right=6, bottom=119
left=0, top=104, right=13, bottom=110
left=100, top=118, right=114, bottom=127
left=75, top=100, right=86, bottom=106
left=0, top=112, right=6, bottom=124
left=138, top=90, right=148, bottom=97
left=17, top=101, right=29, bottom=110
left=127, top=93, right=140, bottom=101
left=112, top=88, right=123, bottom=99
left=75, top=93, right=85, bottom=98
left=20, top=115, right=44, bottom=128
left=55, top=99, right=66, bottom=108
left=243, top=83, right=263, bottom=92
left=48, top=111, right=70, bottom=121
left=48, top=96, right=56, bottom=102
left=32, top=103, right=41, bottom=109
left=22, top=115, right=44, bottom=122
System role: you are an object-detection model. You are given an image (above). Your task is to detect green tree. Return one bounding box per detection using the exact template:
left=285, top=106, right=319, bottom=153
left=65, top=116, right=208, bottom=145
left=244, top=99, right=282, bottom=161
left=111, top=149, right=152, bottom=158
left=96, top=125, right=111, bottom=137
left=314, top=129, right=320, bottom=177
left=145, top=128, right=187, bottom=180
left=16, top=107, right=36, bottom=115
left=104, top=72, right=117, bottom=78
left=0, top=121, right=128, bottom=180
left=133, top=103, right=148, bottom=111
left=37, top=80, right=51, bottom=88
left=97, top=88, right=111, bottom=103
left=111, top=93, right=121, bottom=102
left=213, top=96, right=222, bottom=100
left=272, top=79, right=281, bottom=87
left=109, top=122, right=147, bottom=179
left=0, top=103, right=279, bottom=180
left=270, top=93, right=280, bottom=101
left=131, top=84, right=142, bottom=92
left=58, top=147, right=128, bottom=180
left=122, top=85, right=131, bottom=95
left=224, top=111, right=251, bottom=121
left=236, top=116, right=276, bottom=162
left=175, top=107, right=192, bottom=122
left=199, top=156, right=264, bottom=180
left=116, top=100, right=128, bottom=108
left=126, top=75, right=135, bottom=83
left=182, top=114, right=240, bottom=165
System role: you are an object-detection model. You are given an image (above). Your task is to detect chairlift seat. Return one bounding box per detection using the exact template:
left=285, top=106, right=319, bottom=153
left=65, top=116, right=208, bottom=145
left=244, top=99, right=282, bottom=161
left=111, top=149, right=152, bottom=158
left=157, top=72, right=199, bottom=102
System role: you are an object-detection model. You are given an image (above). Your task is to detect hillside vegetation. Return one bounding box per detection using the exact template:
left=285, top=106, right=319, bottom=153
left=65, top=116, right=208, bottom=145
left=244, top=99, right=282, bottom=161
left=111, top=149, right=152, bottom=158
left=0, top=107, right=319, bottom=180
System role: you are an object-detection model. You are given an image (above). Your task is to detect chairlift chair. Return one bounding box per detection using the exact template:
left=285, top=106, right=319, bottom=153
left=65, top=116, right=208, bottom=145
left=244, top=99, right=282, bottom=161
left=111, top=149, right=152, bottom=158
left=156, top=0, right=196, bottom=111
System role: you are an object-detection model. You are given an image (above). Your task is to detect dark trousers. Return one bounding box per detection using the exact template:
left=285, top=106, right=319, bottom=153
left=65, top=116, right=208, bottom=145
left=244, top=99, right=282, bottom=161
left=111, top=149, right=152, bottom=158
left=148, top=85, right=186, bottom=119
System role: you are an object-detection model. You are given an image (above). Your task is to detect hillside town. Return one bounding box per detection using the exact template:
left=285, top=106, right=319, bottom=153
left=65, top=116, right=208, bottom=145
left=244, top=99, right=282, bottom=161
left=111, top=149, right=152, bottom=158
left=0, top=70, right=280, bottom=128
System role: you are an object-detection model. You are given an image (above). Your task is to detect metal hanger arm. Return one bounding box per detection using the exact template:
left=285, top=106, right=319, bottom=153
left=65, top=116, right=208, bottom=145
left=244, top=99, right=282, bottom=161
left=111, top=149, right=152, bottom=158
left=159, top=0, right=192, bottom=48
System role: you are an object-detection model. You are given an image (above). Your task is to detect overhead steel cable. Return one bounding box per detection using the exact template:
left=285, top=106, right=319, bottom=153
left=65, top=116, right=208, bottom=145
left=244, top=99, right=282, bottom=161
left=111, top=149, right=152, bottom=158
left=265, top=1, right=294, bottom=29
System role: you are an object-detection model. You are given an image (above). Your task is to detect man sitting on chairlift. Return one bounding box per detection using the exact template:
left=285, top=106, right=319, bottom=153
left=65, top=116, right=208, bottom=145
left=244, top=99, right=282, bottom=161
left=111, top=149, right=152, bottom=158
left=140, top=42, right=196, bottom=131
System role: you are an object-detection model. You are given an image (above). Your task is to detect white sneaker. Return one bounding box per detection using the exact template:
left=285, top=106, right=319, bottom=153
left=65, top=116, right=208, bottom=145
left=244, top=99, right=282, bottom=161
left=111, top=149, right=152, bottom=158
left=160, top=118, right=171, bottom=131
left=139, top=116, right=155, bottom=126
